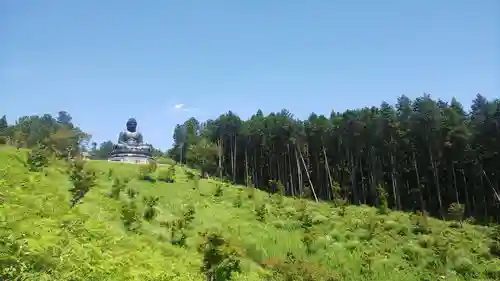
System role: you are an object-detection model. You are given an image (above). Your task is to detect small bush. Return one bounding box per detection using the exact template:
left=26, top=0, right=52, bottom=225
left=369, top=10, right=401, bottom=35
left=489, top=225, right=500, bottom=257
left=68, top=158, right=96, bottom=208
left=107, top=168, right=114, bottom=180
left=198, top=231, right=241, bottom=281
left=301, top=232, right=317, bottom=255
left=377, top=185, right=389, bottom=215
left=411, top=211, right=431, bottom=234
left=143, top=195, right=160, bottom=221
left=185, top=170, right=201, bottom=189
left=27, top=143, right=49, bottom=172
left=108, top=177, right=129, bottom=199
left=121, top=188, right=141, bottom=231
left=233, top=192, right=243, bottom=208
left=158, top=166, right=175, bottom=183
left=262, top=252, right=339, bottom=281
left=161, top=204, right=196, bottom=247
left=246, top=187, right=255, bottom=199
left=255, top=203, right=267, bottom=222
left=214, top=183, right=224, bottom=197
left=448, top=203, right=465, bottom=226
left=138, top=161, right=157, bottom=182
left=121, top=201, right=141, bottom=231
left=334, top=198, right=348, bottom=216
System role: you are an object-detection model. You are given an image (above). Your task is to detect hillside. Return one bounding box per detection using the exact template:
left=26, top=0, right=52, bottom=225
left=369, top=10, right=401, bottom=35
left=1, top=146, right=499, bottom=281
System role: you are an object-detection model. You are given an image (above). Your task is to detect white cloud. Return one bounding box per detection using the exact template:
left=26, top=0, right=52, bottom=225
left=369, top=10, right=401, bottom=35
left=172, top=103, right=200, bottom=114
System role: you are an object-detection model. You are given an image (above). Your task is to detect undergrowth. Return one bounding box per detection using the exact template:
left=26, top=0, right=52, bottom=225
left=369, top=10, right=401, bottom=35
left=0, top=146, right=499, bottom=281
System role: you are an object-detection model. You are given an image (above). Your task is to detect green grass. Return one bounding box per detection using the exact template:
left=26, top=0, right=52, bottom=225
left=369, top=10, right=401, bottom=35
left=1, top=146, right=499, bottom=281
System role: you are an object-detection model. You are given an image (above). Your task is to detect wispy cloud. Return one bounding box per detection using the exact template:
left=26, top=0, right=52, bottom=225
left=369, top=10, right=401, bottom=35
left=172, top=103, right=198, bottom=113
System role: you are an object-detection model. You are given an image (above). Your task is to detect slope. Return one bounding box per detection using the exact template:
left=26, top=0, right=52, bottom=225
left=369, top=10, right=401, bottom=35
left=1, top=146, right=499, bottom=281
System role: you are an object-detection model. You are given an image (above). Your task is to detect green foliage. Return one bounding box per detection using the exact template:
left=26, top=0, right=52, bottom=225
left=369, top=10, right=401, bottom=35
left=121, top=188, right=141, bottom=231
left=447, top=202, right=465, bottom=225
left=411, top=211, right=432, bottom=234
left=161, top=204, right=196, bottom=247
left=214, top=182, right=224, bottom=197
left=107, top=167, right=114, bottom=180
left=263, top=253, right=339, bottom=281
left=298, top=207, right=313, bottom=233
left=233, top=191, right=243, bottom=208
left=169, top=95, right=500, bottom=226
left=108, top=176, right=129, bottom=199
left=331, top=181, right=341, bottom=199
left=138, top=161, right=157, bottom=181
left=335, top=198, right=348, bottom=216
left=143, top=195, right=160, bottom=221
left=67, top=158, right=96, bottom=208
left=269, top=180, right=284, bottom=207
left=301, top=232, right=316, bottom=255
left=158, top=165, right=176, bottom=183
left=377, top=184, right=389, bottom=215
left=254, top=203, right=267, bottom=222
left=489, top=225, right=500, bottom=257
left=185, top=169, right=196, bottom=180
left=26, top=142, right=49, bottom=172
left=156, top=157, right=176, bottom=166
left=193, top=173, right=200, bottom=190
left=1, top=147, right=500, bottom=281
left=198, top=231, right=241, bottom=281
left=246, top=186, right=255, bottom=200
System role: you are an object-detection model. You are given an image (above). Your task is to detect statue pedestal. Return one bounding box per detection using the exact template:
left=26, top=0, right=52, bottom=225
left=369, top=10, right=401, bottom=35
left=108, top=154, right=154, bottom=165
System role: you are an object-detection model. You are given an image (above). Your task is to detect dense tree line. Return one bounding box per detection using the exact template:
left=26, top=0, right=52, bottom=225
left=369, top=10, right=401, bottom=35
left=168, top=94, right=500, bottom=223
left=0, top=111, right=89, bottom=158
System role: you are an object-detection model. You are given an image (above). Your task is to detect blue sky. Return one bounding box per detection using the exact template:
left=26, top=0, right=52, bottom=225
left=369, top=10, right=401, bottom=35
left=1, top=0, right=499, bottom=150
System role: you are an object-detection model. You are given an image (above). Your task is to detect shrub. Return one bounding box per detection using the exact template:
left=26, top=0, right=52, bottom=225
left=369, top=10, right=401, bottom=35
left=158, top=166, right=175, bottom=183
left=68, top=158, right=96, bottom=208
left=214, top=183, right=224, bottom=197
left=255, top=203, right=267, bottom=222
left=160, top=204, right=196, bottom=247
left=198, top=231, right=241, bottom=281
left=233, top=192, right=243, bottom=208
left=143, top=195, right=160, bottom=221
left=27, top=143, right=49, bottom=172
left=447, top=203, right=465, bottom=226
left=108, top=177, right=129, bottom=199
left=489, top=225, right=500, bottom=257
left=138, top=161, right=157, bottom=182
left=411, top=211, right=431, bottom=234
left=121, top=188, right=141, bottom=231
left=377, top=184, right=389, bottom=215
left=262, top=252, right=339, bottom=281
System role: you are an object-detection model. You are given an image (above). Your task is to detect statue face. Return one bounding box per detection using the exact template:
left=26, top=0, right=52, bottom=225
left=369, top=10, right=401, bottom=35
left=126, top=118, right=137, bottom=132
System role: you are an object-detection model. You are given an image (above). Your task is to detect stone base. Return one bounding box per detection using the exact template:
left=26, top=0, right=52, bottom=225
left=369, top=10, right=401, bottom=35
left=108, top=154, right=154, bottom=165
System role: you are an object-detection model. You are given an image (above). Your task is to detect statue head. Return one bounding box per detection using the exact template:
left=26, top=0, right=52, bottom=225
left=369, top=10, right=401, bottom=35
left=126, top=118, right=138, bottom=132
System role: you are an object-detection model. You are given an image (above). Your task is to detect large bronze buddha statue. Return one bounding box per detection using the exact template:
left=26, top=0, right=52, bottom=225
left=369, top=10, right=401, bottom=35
left=109, top=118, right=153, bottom=162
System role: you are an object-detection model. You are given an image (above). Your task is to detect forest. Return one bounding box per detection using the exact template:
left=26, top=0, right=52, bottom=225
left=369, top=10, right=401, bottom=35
left=167, top=94, right=500, bottom=223
left=1, top=93, right=499, bottom=223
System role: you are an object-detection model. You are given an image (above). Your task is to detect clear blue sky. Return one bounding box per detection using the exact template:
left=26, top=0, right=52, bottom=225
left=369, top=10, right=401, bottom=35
left=2, top=0, right=499, bottom=150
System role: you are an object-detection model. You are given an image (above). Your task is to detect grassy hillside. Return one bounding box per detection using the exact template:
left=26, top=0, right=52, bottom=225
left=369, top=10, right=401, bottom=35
left=1, top=146, right=499, bottom=281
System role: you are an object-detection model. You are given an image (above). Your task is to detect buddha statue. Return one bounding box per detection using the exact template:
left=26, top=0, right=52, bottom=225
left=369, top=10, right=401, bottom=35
left=109, top=118, right=153, bottom=160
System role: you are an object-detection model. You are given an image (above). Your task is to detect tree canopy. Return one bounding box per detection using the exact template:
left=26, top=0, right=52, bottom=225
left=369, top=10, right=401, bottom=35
left=168, top=94, right=500, bottom=223
left=0, top=111, right=89, bottom=158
